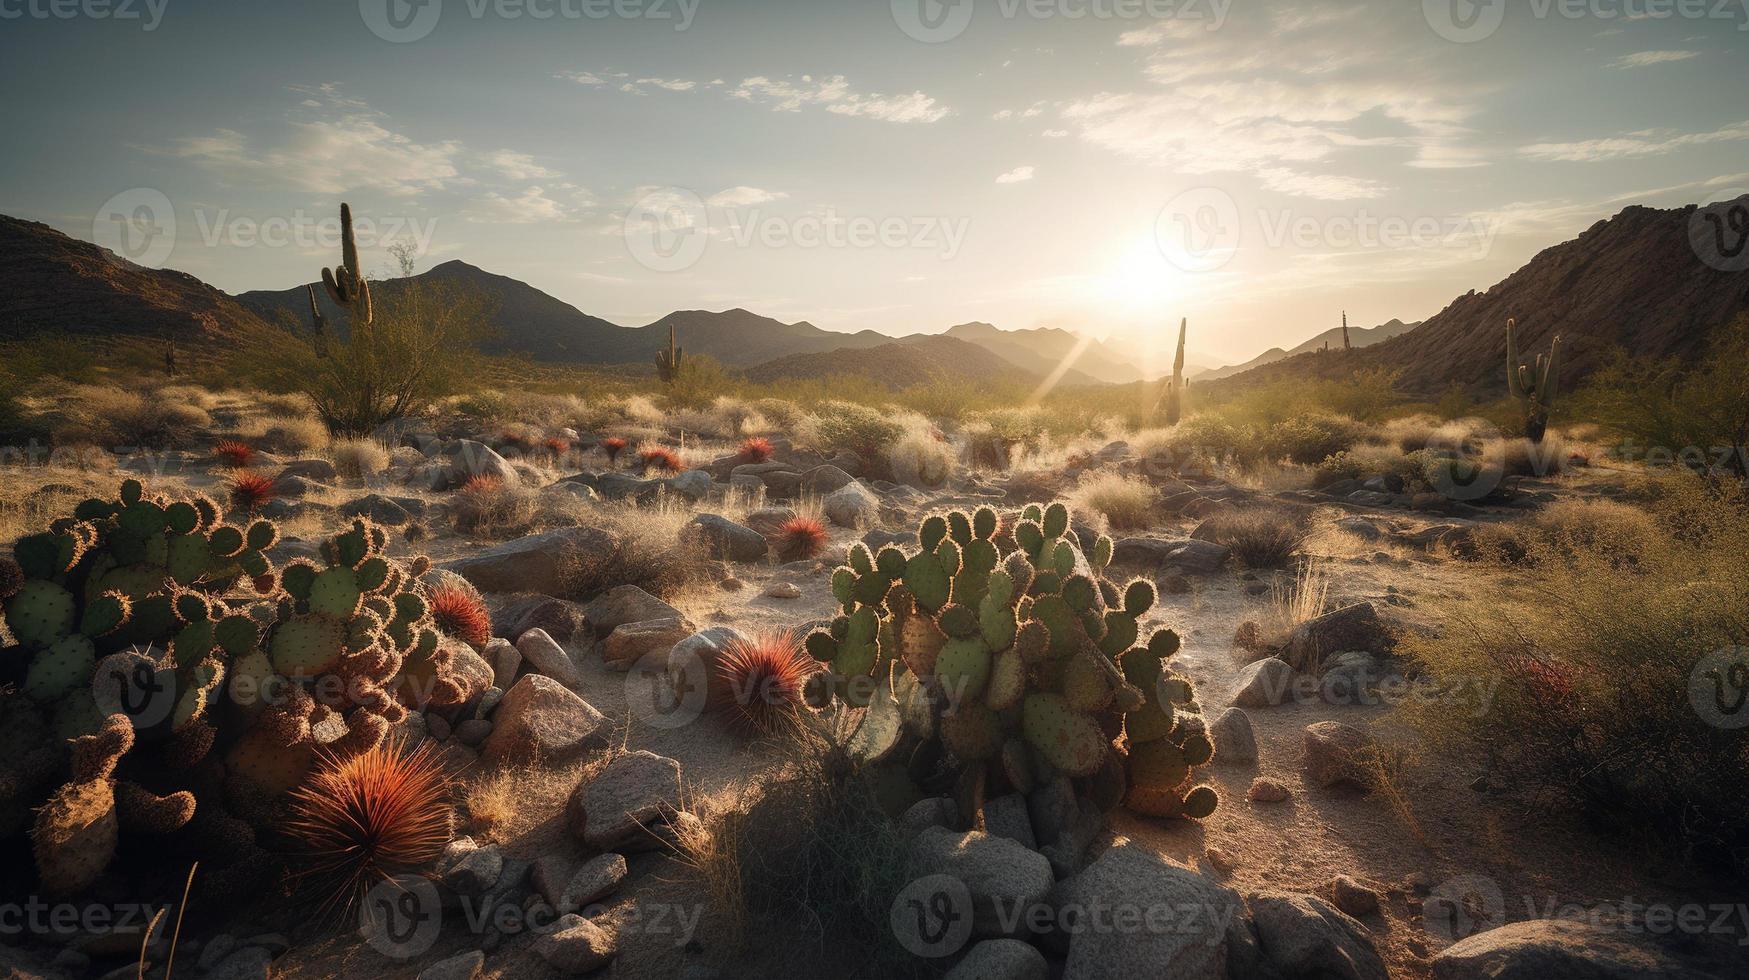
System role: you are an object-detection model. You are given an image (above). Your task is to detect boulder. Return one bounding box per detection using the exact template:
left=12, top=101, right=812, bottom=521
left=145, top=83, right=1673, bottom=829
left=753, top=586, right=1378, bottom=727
left=1247, top=892, right=1388, bottom=980
left=663, top=469, right=713, bottom=502
left=1247, top=778, right=1291, bottom=803
left=800, top=464, right=855, bottom=494
left=442, top=439, right=519, bottom=485
left=480, top=675, right=606, bottom=767
left=442, top=527, right=619, bottom=595
left=1231, top=658, right=1297, bottom=708
left=1110, top=537, right=1230, bottom=573
left=532, top=914, right=616, bottom=973
left=602, top=617, right=694, bottom=672
left=556, top=853, right=628, bottom=913
left=823, top=480, right=880, bottom=527
left=583, top=585, right=684, bottom=636
left=687, top=514, right=769, bottom=562
left=1302, top=721, right=1376, bottom=790
left=946, top=939, right=1049, bottom=980
left=515, top=628, right=582, bottom=690
left=1331, top=876, right=1380, bottom=918
left=981, top=794, right=1037, bottom=850
left=1283, top=603, right=1388, bottom=671
left=1431, top=919, right=1722, bottom=980
left=278, top=458, right=338, bottom=484
left=484, top=638, right=520, bottom=690
left=1209, top=707, right=1258, bottom=765
left=906, top=827, right=1053, bottom=937
left=417, top=950, right=484, bottom=980
left=493, top=594, right=587, bottom=644
left=339, top=493, right=421, bottom=526
left=667, top=626, right=745, bottom=683
left=1058, top=842, right=1246, bottom=979
left=901, top=797, right=959, bottom=834
left=567, top=750, right=683, bottom=851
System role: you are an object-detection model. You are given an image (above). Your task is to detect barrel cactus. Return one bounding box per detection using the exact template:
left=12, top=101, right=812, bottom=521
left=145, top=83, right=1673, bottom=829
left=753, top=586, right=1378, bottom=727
left=804, top=501, right=1218, bottom=835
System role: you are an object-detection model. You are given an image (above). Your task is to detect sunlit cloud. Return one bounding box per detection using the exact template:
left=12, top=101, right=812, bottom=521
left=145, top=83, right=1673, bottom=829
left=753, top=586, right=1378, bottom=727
left=1611, top=50, right=1701, bottom=68
left=1519, top=119, right=1749, bottom=162
left=996, top=166, right=1035, bottom=185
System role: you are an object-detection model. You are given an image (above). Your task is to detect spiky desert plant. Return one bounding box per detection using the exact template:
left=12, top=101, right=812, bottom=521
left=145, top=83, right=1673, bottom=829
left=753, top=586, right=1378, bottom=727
left=713, top=631, right=815, bottom=735
left=600, top=437, right=628, bottom=468
left=319, top=203, right=372, bottom=327
left=283, top=739, right=454, bottom=917
left=738, top=436, right=775, bottom=464
left=775, top=515, right=829, bottom=562
left=542, top=436, right=571, bottom=459
left=639, top=445, right=683, bottom=475
left=229, top=472, right=277, bottom=512
left=1154, top=317, right=1188, bottom=427
left=214, top=440, right=255, bottom=469
left=655, top=324, right=683, bottom=385
left=428, top=581, right=492, bottom=651
left=1506, top=317, right=1560, bottom=444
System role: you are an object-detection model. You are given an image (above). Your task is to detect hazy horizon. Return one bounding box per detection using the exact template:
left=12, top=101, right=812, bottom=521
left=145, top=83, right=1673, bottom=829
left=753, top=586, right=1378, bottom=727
left=2, top=0, right=1745, bottom=369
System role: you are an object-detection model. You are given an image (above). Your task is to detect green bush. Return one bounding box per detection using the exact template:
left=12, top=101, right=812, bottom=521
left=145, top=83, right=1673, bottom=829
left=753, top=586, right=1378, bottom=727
left=1263, top=413, right=1367, bottom=465
left=813, top=401, right=905, bottom=468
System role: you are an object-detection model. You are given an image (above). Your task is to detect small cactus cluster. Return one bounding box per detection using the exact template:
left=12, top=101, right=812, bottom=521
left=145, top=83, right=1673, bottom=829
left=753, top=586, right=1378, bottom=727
left=1506, top=317, right=1560, bottom=444
left=1, top=481, right=472, bottom=899
left=803, top=501, right=1217, bottom=831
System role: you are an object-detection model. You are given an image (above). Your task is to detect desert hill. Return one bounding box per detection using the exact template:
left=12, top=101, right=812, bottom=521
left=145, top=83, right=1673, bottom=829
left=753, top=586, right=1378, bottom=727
left=1194, top=318, right=1420, bottom=382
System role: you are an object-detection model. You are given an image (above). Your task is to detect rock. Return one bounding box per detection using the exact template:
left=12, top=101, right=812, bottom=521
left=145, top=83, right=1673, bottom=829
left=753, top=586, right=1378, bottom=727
left=1302, top=721, right=1376, bottom=790
left=583, top=585, right=684, bottom=636
left=1248, top=892, right=1388, bottom=980
left=426, top=713, right=452, bottom=741
left=763, top=581, right=801, bottom=599
left=204, top=947, right=274, bottom=980
left=863, top=528, right=919, bottom=551
left=602, top=617, right=694, bottom=672
left=663, top=469, right=714, bottom=502
left=1430, top=919, right=1720, bottom=980
left=1058, top=842, right=1245, bottom=979
left=1037, top=798, right=1104, bottom=880
left=1209, top=707, right=1258, bottom=765
left=946, top=939, right=1049, bottom=980
left=269, top=474, right=325, bottom=500
left=1321, top=651, right=1382, bottom=704
left=480, top=675, right=606, bottom=767
left=1282, top=602, right=1389, bottom=671
left=1333, top=516, right=1385, bottom=541
left=443, top=527, right=619, bottom=595
left=532, top=913, right=616, bottom=974
left=1331, top=876, right=1380, bottom=918
left=981, top=794, right=1037, bottom=850
left=667, top=626, right=745, bottom=680
left=485, top=638, right=521, bottom=689
left=1111, top=537, right=1230, bottom=573
left=901, top=797, right=959, bottom=834
left=800, top=464, right=855, bottom=494
left=515, top=628, right=582, bottom=689
left=906, top=827, right=1053, bottom=936
left=196, top=935, right=239, bottom=971
left=339, top=493, right=419, bottom=526
left=557, top=853, right=628, bottom=913
left=442, top=439, right=520, bottom=485
left=278, top=458, right=338, bottom=483
left=687, top=514, right=768, bottom=562
left=822, top=481, right=880, bottom=527
left=567, top=750, right=683, bottom=851
left=417, top=950, right=484, bottom=980
left=1247, top=778, right=1291, bottom=803
left=1232, top=657, right=1297, bottom=708
left=493, top=594, right=588, bottom=644
left=454, top=719, right=491, bottom=746
left=443, top=844, right=504, bottom=895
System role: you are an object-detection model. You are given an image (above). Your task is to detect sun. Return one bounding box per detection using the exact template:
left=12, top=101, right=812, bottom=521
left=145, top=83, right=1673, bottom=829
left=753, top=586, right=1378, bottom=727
left=1101, top=233, right=1191, bottom=314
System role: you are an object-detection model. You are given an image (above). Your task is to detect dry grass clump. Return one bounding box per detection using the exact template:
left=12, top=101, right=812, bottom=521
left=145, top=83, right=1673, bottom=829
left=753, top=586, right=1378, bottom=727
left=460, top=762, right=560, bottom=844
left=557, top=501, right=713, bottom=602
left=1485, top=434, right=1568, bottom=479
left=1398, top=473, right=1749, bottom=868
left=51, top=385, right=212, bottom=449
left=1376, top=414, right=1485, bottom=454
left=452, top=475, right=543, bottom=537
left=1070, top=471, right=1157, bottom=531
left=811, top=401, right=905, bottom=471
left=1472, top=497, right=1663, bottom=566
left=1262, top=412, right=1368, bottom=465
left=256, top=414, right=330, bottom=454
left=327, top=438, right=391, bottom=479
left=887, top=425, right=955, bottom=488
left=1201, top=505, right=1310, bottom=568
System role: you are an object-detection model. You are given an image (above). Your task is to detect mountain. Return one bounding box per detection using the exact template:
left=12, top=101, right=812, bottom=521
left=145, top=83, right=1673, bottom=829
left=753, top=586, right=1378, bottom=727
left=635, top=309, right=893, bottom=366
left=742, top=335, right=1045, bottom=390
left=941, top=321, right=1188, bottom=384
left=0, top=215, right=273, bottom=342
left=1193, top=318, right=1420, bottom=382
left=1213, top=198, right=1749, bottom=395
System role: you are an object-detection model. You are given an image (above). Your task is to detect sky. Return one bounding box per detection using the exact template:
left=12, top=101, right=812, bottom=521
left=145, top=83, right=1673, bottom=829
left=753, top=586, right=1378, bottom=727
left=1, top=0, right=1746, bottom=371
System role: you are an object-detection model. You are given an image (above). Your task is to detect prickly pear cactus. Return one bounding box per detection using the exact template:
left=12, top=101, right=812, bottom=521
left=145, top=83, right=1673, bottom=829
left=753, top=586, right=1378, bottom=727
left=803, top=501, right=1218, bottom=833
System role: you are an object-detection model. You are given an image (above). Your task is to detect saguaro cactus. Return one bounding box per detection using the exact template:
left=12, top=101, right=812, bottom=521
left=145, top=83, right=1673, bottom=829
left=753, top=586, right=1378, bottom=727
left=655, top=324, right=683, bottom=384
left=1341, top=311, right=1351, bottom=353
left=303, top=284, right=329, bottom=357
left=1154, top=318, right=1187, bottom=426
left=320, top=203, right=372, bottom=327
left=1505, top=317, right=1560, bottom=443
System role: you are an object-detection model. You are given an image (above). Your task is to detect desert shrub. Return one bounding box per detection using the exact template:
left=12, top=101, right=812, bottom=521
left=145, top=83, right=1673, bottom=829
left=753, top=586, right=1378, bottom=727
left=812, top=401, right=904, bottom=468
left=1147, top=413, right=1259, bottom=468
left=557, top=503, right=711, bottom=601
left=1398, top=474, right=1749, bottom=868
left=1486, top=434, right=1568, bottom=478
left=1070, top=471, right=1157, bottom=531
left=328, top=438, right=390, bottom=479
left=752, top=397, right=805, bottom=429
left=662, top=354, right=736, bottom=411
left=1314, top=445, right=1438, bottom=493
left=257, top=414, right=330, bottom=454
left=52, top=385, right=212, bottom=449
left=1473, top=498, right=1664, bottom=567
left=1202, top=506, right=1309, bottom=567
left=887, top=426, right=955, bottom=488
left=1574, top=314, right=1749, bottom=477
left=1263, top=413, right=1368, bottom=465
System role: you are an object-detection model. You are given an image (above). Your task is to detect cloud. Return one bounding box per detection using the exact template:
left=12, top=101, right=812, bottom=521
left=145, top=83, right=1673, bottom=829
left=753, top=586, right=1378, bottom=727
left=636, top=77, right=696, bottom=91
left=164, top=110, right=462, bottom=196
left=1519, top=119, right=1749, bottom=162
left=730, top=75, right=950, bottom=123
left=707, top=186, right=787, bottom=207
left=557, top=70, right=627, bottom=86
left=1611, top=50, right=1700, bottom=68
left=1256, top=168, right=1387, bottom=200
left=464, top=186, right=572, bottom=224
left=996, top=166, right=1035, bottom=185
left=483, top=149, right=559, bottom=180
